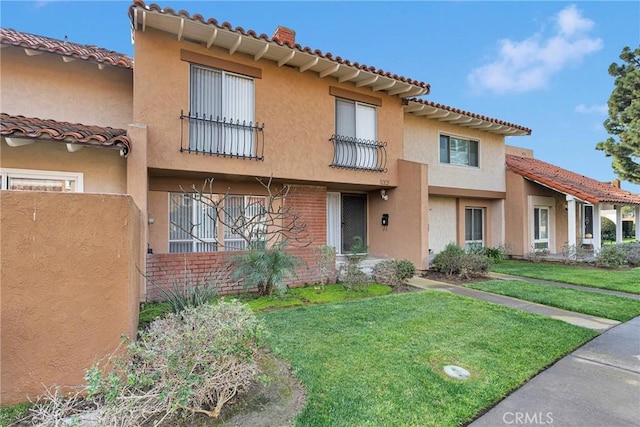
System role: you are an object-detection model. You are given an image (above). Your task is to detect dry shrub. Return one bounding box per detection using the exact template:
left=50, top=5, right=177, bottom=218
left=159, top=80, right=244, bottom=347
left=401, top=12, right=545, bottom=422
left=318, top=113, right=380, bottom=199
left=86, top=300, right=263, bottom=426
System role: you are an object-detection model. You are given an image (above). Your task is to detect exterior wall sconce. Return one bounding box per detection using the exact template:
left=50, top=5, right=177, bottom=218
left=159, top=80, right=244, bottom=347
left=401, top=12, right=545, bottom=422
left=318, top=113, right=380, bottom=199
left=148, top=215, right=155, bottom=225
left=380, top=189, right=388, bottom=201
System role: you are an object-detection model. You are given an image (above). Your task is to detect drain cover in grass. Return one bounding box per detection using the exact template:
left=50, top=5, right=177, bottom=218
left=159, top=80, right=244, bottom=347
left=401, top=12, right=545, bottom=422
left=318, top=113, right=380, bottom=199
left=443, top=365, right=470, bottom=380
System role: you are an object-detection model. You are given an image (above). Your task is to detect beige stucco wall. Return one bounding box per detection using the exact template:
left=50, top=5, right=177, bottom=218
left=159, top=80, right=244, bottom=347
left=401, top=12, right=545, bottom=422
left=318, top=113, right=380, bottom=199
left=0, top=47, right=132, bottom=129
left=0, top=191, right=141, bottom=405
left=133, top=28, right=404, bottom=187
left=404, top=114, right=506, bottom=192
left=0, top=138, right=127, bottom=194
left=428, top=196, right=458, bottom=254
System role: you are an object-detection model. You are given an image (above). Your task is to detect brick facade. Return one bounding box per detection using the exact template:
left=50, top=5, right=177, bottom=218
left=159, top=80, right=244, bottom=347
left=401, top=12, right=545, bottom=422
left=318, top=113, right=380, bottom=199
left=146, top=184, right=333, bottom=301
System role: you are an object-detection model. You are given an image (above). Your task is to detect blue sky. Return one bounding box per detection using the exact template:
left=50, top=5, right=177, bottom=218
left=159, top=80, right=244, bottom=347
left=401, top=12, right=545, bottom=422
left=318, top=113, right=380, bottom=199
left=2, top=1, right=639, bottom=193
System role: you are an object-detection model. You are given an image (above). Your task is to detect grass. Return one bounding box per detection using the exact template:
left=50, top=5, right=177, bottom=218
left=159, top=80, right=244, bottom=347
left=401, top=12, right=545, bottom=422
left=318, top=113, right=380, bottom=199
left=0, top=402, right=32, bottom=425
left=467, top=280, right=640, bottom=322
left=261, top=291, right=597, bottom=427
left=492, top=260, right=640, bottom=294
left=139, top=284, right=393, bottom=327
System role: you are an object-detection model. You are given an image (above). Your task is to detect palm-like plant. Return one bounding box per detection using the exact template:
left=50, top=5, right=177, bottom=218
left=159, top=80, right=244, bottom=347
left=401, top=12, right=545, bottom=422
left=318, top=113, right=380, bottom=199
left=232, top=243, right=305, bottom=296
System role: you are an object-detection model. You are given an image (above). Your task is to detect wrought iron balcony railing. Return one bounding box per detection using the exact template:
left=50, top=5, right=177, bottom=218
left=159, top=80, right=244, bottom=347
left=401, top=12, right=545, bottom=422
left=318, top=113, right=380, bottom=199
left=329, top=134, right=387, bottom=172
left=180, top=110, right=264, bottom=160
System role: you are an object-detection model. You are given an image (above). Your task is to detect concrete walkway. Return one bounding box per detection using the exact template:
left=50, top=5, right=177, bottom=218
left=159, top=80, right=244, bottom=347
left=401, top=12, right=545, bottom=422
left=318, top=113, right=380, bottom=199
left=406, top=276, right=640, bottom=426
left=470, top=316, right=640, bottom=427
left=407, top=277, right=620, bottom=332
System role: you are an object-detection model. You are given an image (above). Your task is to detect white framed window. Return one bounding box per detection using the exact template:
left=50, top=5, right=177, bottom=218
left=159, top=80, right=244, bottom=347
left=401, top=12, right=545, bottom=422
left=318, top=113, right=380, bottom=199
left=440, top=134, right=479, bottom=167
left=335, top=98, right=377, bottom=169
left=223, top=195, right=266, bottom=251
left=169, top=193, right=218, bottom=253
left=465, top=207, right=484, bottom=250
left=534, top=207, right=550, bottom=250
left=168, top=193, right=266, bottom=253
left=0, top=168, right=83, bottom=192
left=189, top=64, right=255, bottom=156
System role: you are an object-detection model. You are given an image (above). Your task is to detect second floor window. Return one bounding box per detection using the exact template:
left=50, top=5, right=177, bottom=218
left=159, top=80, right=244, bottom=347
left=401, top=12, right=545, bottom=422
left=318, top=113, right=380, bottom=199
left=189, top=64, right=255, bottom=157
left=440, top=134, right=479, bottom=167
left=334, top=98, right=378, bottom=169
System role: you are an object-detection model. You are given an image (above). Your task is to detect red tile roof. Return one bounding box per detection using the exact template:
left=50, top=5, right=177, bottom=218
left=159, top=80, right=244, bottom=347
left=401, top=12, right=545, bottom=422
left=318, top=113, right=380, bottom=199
left=506, top=154, right=640, bottom=205
left=128, top=0, right=430, bottom=93
left=1, top=113, right=131, bottom=156
left=0, top=28, right=133, bottom=69
left=407, top=98, right=531, bottom=135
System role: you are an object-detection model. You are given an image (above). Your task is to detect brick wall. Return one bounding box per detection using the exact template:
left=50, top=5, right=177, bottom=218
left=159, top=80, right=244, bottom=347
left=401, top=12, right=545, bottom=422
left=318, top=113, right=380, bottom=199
left=146, top=184, right=332, bottom=301
left=146, top=246, right=333, bottom=301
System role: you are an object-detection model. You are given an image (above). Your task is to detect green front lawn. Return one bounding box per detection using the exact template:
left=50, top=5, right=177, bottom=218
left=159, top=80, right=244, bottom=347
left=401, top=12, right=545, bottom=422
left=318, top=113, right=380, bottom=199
left=262, top=291, right=596, bottom=426
left=467, top=280, right=640, bottom=322
left=493, top=260, right=640, bottom=294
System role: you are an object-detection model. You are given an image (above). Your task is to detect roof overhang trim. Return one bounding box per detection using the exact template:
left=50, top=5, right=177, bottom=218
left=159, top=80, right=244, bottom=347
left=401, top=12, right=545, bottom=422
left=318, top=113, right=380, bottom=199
left=404, top=99, right=531, bottom=136
left=130, top=3, right=430, bottom=98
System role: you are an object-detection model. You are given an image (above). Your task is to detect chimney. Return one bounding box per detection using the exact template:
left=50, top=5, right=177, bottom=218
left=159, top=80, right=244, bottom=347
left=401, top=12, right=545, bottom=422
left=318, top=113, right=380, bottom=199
left=272, top=26, right=296, bottom=46
left=612, top=179, right=621, bottom=188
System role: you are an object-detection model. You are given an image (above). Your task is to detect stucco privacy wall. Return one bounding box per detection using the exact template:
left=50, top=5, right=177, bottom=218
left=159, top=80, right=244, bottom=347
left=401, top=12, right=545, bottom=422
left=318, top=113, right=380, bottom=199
left=0, top=47, right=132, bottom=129
left=0, top=191, right=141, bottom=405
left=0, top=139, right=127, bottom=194
left=403, top=114, right=506, bottom=192
left=133, top=28, right=404, bottom=188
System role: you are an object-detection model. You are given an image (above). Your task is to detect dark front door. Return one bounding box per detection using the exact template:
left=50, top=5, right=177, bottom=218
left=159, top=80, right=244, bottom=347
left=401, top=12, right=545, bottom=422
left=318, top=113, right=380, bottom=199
left=342, top=194, right=367, bottom=253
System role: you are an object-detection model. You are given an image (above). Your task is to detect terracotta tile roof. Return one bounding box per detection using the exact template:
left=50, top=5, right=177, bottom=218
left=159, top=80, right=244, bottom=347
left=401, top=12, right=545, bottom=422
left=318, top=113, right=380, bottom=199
left=407, top=98, right=531, bottom=135
left=506, top=154, right=640, bottom=205
left=1, top=113, right=131, bottom=156
left=0, top=28, right=133, bottom=69
left=128, top=1, right=430, bottom=93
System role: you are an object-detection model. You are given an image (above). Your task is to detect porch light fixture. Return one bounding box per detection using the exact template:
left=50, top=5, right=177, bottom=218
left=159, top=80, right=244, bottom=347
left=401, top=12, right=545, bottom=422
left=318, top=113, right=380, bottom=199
left=148, top=215, right=155, bottom=225
left=380, top=189, right=388, bottom=201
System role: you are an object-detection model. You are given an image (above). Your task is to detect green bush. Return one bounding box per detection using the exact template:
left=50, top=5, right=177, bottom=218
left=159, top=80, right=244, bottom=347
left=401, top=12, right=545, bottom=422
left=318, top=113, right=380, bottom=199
left=481, top=246, right=506, bottom=262
left=372, top=259, right=416, bottom=288
left=596, top=245, right=628, bottom=268
left=432, top=243, right=493, bottom=277
left=624, top=244, right=640, bottom=266
left=431, top=244, right=466, bottom=275
left=86, top=301, right=263, bottom=424
left=601, top=217, right=616, bottom=242
left=232, top=243, right=304, bottom=296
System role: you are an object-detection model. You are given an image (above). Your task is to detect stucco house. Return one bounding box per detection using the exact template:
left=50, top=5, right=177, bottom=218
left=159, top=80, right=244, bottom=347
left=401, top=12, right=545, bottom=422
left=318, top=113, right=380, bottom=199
left=505, top=146, right=640, bottom=258
left=0, top=28, right=143, bottom=404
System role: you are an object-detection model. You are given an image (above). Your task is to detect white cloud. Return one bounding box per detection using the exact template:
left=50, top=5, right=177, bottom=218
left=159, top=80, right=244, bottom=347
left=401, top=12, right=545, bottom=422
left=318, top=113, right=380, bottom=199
left=468, top=4, right=603, bottom=95
left=575, top=103, right=608, bottom=114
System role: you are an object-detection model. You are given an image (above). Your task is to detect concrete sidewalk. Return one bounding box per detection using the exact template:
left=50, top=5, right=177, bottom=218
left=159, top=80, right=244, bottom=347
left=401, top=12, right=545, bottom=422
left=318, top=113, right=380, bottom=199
left=407, top=277, right=620, bottom=332
left=470, top=316, right=640, bottom=427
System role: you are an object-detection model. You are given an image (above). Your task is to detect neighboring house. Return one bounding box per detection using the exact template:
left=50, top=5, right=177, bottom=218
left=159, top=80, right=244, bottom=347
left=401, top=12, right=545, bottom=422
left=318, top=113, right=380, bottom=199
left=505, top=146, right=640, bottom=258
left=0, top=29, right=142, bottom=404
left=403, top=99, right=531, bottom=255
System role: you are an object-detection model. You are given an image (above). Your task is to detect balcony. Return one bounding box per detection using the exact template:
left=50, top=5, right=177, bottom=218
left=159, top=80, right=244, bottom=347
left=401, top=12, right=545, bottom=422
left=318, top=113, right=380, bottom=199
left=180, top=111, right=264, bottom=160
left=329, top=134, right=387, bottom=172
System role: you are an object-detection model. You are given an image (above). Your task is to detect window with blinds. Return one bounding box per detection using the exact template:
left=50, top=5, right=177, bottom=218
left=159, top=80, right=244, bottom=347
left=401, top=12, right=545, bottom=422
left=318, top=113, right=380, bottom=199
left=168, top=193, right=266, bottom=253
left=465, top=207, right=484, bottom=250
left=189, top=65, right=255, bottom=156
left=334, top=98, right=378, bottom=169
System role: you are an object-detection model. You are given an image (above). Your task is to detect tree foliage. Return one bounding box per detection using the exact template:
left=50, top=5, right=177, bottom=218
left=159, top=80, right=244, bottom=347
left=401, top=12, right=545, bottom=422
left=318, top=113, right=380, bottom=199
left=596, top=46, right=640, bottom=184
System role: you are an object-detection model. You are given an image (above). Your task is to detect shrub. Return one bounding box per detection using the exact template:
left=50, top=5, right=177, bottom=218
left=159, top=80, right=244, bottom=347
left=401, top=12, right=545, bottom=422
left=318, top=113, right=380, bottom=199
left=601, top=217, right=616, bottom=242
left=232, top=243, right=304, bottom=296
left=625, top=244, right=640, bottom=266
left=339, top=236, right=370, bottom=291
left=431, top=243, right=466, bottom=275
left=372, top=259, right=416, bottom=288
left=461, top=252, right=493, bottom=277
left=560, top=243, right=591, bottom=265
left=595, top=245, right=628, bottom=268
left=481, top=246, right=506, bottom=262
left=314, top=245, right=337, bottom=288
left=86, top=301, right=263, bottom=425
left=160, top=278, right=218, bottom=314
